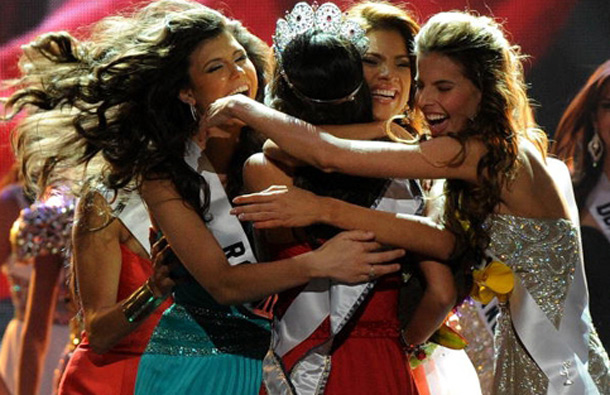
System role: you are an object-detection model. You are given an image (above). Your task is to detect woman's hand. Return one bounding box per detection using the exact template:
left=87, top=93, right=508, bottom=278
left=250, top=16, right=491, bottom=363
left=203, top=95, right=252, bottom=134
left=310, top=230, right=404, bottom=284
left=148, top=236, right=177, bottom=298
left=231, top=185, right=325, bottom=229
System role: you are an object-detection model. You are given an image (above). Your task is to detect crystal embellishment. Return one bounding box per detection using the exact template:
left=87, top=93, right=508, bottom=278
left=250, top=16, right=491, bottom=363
left=273, top=2, right=368, bottom=59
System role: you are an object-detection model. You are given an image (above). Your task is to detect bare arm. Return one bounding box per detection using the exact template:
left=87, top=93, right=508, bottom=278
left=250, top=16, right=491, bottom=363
left=243, top=153, right=295, bottom=246
left=205, top=95, right=482, bottom=182
left=141, top=178, right=404, bottom=306
left=0, top=375, right=9, bottom=395
left=232, top=186, right=456, bottom=261
left=402, top=260, right=456, bottom=345
left=73, top=193, right=172, bottom=354
left=262, top=121, right=397, bottom=168
left=0, top=188, right=21, bottom=264
left=17, top=254, right=62, bottom=395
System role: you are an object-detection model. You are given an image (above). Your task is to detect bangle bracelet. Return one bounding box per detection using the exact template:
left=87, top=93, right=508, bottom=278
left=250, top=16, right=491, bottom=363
left=400, top=331, right=427, bottom=361
left=121, top=279, right=166, bottom=324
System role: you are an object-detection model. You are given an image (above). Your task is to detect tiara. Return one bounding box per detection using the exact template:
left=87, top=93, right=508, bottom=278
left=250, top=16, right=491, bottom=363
left=273, top=2, right=369, bottom=59
left=273, top=2, right=368, bottom=105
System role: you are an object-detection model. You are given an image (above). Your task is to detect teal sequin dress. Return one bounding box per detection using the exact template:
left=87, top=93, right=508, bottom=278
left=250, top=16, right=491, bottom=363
left=135, top=264, right=271, bottom=394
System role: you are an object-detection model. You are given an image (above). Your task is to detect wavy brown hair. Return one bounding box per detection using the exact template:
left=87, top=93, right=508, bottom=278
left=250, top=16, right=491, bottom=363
left=551, top=60, right=610, bottom=210
left=346, top=1, right=423, bottom=135
left=4, top=0, right=269, bottom=219
left=414, top=12, right=548, bottom=272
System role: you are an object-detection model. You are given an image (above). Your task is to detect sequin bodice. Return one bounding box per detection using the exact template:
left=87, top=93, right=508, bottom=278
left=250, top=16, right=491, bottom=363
left=485, top=214, right=610, bottom=394
left=8, top=196, right=75, bottom=325
left=145, top=270, right=271, bottom=360
left=486, top=214, right=577, bottom=328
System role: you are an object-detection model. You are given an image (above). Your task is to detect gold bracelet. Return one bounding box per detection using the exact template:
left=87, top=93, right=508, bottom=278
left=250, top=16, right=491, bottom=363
left=121, top=280, right=166, bottom=324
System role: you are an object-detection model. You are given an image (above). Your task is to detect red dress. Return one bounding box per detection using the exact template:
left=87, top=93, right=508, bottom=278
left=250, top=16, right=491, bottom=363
left=274, top=243, right=419, bottom=395
left=57, top=245, right=171, bottom=395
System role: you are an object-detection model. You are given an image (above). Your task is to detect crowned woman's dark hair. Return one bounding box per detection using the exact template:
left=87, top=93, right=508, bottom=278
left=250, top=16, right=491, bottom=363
left=270, top=30, right=388, bottom=240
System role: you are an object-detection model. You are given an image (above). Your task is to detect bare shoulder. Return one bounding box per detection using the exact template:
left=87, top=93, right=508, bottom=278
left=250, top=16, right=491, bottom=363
left=74, top=190, right=118, bottom=239
left=243, top=152, right=293, bottom=192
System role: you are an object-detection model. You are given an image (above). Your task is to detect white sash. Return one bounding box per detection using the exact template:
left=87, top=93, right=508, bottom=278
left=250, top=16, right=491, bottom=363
left=90, top=185, right=151, bottom=255
left=507, top=223, right=598, bottom=395
left=112, top=192, right=151, bottom=255
left=585, top=173, right=610, bottom=244
left=184, top=141, right=258, bottom=267
left=263, top=179, right=424, bottom=395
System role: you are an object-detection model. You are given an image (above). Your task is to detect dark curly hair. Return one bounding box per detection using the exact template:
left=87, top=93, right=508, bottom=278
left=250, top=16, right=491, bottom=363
left=5, top=0, right=269, bottom=219
left=270, top=30, right=388, bottom=240
left=414, top=12, right=548, bottom=274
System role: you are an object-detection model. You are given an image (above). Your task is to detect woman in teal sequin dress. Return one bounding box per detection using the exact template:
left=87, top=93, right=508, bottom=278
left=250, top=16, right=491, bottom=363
left=114, top=2, right=403, bottom=394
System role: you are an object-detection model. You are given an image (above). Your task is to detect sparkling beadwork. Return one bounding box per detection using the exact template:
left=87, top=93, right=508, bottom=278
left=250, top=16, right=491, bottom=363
left=12, top=197, right=75, bottom=262
left=486, top=214, right=610, bottom=393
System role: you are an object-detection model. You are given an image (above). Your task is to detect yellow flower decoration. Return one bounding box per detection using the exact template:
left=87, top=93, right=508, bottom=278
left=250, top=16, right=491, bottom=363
left=471, top=260, right=514, bottom=304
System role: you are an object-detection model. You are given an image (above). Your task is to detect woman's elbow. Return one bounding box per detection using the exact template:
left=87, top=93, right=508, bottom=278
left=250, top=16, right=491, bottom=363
left=438, top=233, right=457, bottom=261
left=205, top=285, right=241, bottom=306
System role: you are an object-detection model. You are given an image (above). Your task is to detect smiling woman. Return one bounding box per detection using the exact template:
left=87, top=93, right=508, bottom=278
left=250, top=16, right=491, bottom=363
left=415, top=52, right=482, bottom=137
left=203, top=10, right=610, bottom=393
left=3, top=0, right=406, bottom=394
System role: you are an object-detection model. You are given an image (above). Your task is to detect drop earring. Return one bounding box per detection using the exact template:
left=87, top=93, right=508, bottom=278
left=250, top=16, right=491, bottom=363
left=588, top=129, right=604, bottom=167
left=189, top=104, right=198, bottom=122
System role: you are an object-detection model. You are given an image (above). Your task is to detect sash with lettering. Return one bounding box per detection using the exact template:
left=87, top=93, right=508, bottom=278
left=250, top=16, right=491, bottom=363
left=263, top=178, right=424, bottom=395
left=183, top=140, right=258, bottom=271
left=585, top=173, right=610, bottom=244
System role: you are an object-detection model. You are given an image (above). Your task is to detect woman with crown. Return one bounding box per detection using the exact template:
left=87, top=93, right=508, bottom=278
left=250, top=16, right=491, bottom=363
left=240, top=2, right=460, bottom=394
left=205, top=10, right=610, bottom=394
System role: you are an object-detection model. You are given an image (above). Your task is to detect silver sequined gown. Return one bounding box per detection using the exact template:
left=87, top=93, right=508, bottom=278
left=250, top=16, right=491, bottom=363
left=486, top=214, right=610, bottom=394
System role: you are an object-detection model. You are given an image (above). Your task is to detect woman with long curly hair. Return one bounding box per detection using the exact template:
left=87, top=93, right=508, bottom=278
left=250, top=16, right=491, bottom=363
left=552, top=60, right=610, bottom=349
left=206, top=11, right=610, bottom=393
left=4, top=1, right=404, bottom=393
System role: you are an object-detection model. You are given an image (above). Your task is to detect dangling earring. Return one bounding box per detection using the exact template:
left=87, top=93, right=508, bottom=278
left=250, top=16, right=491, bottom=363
left=588, top=129, right=604, bottom=167
left=189, top=104, right=199, bottom=122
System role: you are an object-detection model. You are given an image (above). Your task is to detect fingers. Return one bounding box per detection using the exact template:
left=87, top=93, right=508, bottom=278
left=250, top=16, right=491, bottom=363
left=151, top=236, right=168, bottom=256
left=368, top=263, right=401, bottom=278
left=230, top=203, right=277, bottom=217
left=237, top=211, right=281, bottom=223
left=232, top=185, right=287, bottom=205
left=367, top=248, right=406, bottom=263
left=338, top=230, right=376, bottom=242
left=153, top=244, right=172, bottom=268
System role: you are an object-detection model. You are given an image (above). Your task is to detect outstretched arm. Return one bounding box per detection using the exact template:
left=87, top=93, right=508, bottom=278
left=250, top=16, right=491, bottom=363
left=141, top=178, right=404, bottom=306
left=261, top=121, right=404, bottom=169
left=204, top=95, right=482, bottom=182
left=232, top=185, right=456, bottom=261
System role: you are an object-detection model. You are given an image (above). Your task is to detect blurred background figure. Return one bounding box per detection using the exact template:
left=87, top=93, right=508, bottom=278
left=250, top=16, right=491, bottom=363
left=552, top=59, right=610, bottom=349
